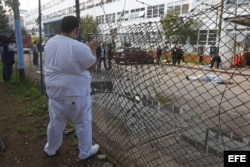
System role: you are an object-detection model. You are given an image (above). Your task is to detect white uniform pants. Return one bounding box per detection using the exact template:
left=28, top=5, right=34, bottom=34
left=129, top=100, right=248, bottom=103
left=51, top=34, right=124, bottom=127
left=44, top=95, right=92, bottom=159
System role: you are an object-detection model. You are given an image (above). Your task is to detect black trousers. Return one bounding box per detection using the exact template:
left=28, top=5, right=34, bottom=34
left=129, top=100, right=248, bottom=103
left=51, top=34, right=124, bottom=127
left=97, top=57, right=107, bottom=71
left=3, top=64, right=13, bottom=81
left=33, top=52, right=39, bottom=65
left=210, top=56, right=221, bottom=69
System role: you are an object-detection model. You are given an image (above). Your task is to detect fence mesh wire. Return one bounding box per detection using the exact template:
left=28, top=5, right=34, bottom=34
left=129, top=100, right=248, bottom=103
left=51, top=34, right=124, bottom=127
left=90, top=1, right=250, bottom=167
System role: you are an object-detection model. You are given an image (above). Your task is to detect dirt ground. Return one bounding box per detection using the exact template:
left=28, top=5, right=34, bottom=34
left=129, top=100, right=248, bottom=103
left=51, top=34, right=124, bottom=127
left=0, top=79, right=115, bottom=167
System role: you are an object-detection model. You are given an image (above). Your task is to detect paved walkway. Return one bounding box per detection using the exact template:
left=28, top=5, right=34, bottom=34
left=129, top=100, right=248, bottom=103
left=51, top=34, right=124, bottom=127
left=21, top=52, right=44, bottom=81
left=20, top=52, right=250, bottom=86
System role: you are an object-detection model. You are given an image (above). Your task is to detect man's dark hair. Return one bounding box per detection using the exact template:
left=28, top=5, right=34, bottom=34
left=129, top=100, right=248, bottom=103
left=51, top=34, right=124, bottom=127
left=61, top=15, right=79, bottom=33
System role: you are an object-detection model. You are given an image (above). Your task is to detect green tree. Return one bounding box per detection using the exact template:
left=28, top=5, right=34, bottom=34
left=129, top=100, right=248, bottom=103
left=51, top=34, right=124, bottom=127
left=0, top=0, right=14, bottom=34
left=0, top=1, right=9, bottom=34
left=22, top=27, right=27, bottom=34
left=2, top=0, right=13, bottom=8
left=0, top=1, right=24, bottom=34
left=80, top=15, right=99, bottom=42
left=161, top=11, right=201, bottom=45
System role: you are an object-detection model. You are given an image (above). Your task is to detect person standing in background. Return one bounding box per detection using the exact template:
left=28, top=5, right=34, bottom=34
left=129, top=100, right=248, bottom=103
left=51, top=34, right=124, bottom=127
left=1, top=38, right=15, bottom=81
left=176, top=45, right=184, bottom=65
left=96, top=43, right=107, bottom=72
left=198, top=46, right=204, bottom=65
left=44, top=15, right=99, bottom=160
left=38, top=41, right=44, bottom=53
left=210, top=55, right=221, bottom=69
left=32, top=41, right=39, bottom=65
left=171, top=45, right=178, bottom=66
left=209, top=45, right=220, bottom=69
left=156, top=46, right=162, bottom=65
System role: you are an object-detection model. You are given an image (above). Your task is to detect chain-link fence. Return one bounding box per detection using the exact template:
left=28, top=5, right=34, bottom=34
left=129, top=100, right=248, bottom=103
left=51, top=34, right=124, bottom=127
left=91, top=1, right=250, bottom=166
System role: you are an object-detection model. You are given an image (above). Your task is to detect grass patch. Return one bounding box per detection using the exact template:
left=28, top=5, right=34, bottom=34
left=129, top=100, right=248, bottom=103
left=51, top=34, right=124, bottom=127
left=37, top=129, right=47, bottom=137
left=16, top=125, right=31, bottom=133
left=0, top=63, right=47, bottom=116
left=0, top=63, right=48, bottom=137
left=0, top=116, right=8, bottom=121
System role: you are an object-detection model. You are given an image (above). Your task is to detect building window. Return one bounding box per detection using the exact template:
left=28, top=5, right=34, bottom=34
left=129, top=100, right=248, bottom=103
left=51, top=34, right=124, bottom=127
left=199, top=30, right=207, bottom=45
left=208, top=30, right=217, bottom=45
left=117, top=11, right=129, bottom=22
left=167, top=6, right=174, bottom=13
left=174, top=5, right=181, bottom=14
left=182, top=4, right=189, bottom=14
left=159, top=4, right=164, bottom=17
left=226, top=0, right=249, bottom=8
left=147, top=4, right=165, bottom=18
left=106, top=0, right=114, bottom=3
left=167, top=3, right=189, bottom=15
left=67, top=7, right=73, bottom=14
left=96, top=15, right=105, bottom=24
left=153, top=7, right=158, bottom=17
left=227, top=0, right=249, bottom=5
left=105, top=13, right=115, bottom=23
left=130, top=8, right=145, bottom=20
left=80, top=2, right=85, bottom=11
left=147, top=7, right=152, bottom=18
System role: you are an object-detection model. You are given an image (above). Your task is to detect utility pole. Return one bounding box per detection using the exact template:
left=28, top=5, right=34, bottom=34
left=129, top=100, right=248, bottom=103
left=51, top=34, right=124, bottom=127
left=217, top=0, right=225, bottom=57
left=38, top=0, right=44, bottom=94
left=13, top=0, right=25, bottom=81
left=75, top=0, right=81, bottom=41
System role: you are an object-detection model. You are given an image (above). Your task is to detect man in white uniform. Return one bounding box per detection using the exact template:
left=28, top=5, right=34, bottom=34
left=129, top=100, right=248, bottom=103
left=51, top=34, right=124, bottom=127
left=44, top=15, right=99, bottom=160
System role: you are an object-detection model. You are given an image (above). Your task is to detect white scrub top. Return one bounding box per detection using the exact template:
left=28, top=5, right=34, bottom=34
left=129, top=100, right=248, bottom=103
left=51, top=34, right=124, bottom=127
left=44, top=35, right=96, bottom=97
